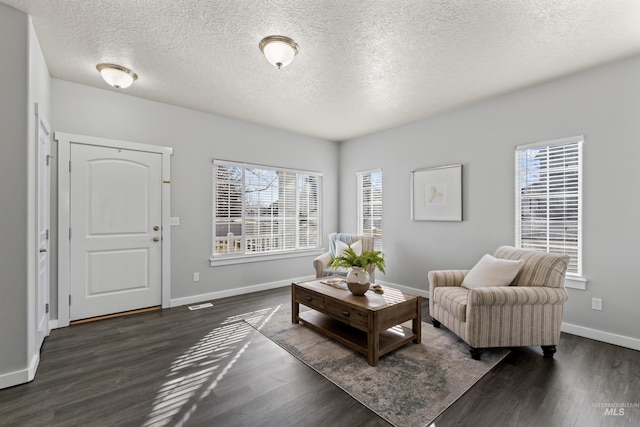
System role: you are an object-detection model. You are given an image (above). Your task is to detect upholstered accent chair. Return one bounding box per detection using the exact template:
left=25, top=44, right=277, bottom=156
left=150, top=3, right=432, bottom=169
left=313, top=233, right=377, bottom=282
left=429, top=246, right=569, bottom=360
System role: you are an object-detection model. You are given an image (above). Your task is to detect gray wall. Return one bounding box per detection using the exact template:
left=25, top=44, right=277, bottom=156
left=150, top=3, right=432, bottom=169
left=0, top=4, right=28, bottom=379
left=52, top=80, right=339, bottom=304
left=340, top=55, right=640, bottom=342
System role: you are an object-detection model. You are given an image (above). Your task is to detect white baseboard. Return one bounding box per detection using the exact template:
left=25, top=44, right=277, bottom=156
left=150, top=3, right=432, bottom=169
left=561, top=322, right=640, bottom=351
left=169, top=275, right=316, bottom=308
left=0, top=369, right=29, bottom=390
left=0, top=353, right=39, bottom=390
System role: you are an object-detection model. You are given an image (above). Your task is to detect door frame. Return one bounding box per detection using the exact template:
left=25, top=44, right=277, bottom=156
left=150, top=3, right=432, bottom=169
left=56, top=132, right=173, bottom=328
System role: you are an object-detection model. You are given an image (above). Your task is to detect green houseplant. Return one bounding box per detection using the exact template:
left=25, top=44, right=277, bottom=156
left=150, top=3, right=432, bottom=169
left=330, top=246, right=386, bottom=295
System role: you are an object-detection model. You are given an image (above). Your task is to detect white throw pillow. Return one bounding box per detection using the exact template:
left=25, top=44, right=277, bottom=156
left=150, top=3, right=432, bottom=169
left=461, top=254, right=524, bottom=289
left=335, top=239, right=363, bottom=257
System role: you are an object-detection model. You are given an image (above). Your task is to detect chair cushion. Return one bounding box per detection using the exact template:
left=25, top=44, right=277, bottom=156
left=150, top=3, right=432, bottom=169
left=461, top=254, right=524, bottom=289
left=433, top=286, right=469, bottom=322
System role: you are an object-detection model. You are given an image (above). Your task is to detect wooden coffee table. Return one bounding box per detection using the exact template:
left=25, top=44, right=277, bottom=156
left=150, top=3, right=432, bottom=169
left=292, top=279, right=421, bottom=366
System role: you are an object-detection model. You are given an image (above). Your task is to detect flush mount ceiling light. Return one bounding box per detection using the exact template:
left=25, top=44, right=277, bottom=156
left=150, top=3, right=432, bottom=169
left=259, top=35, right=299, bottom=69
left=96, top=63, right=138, bottom=89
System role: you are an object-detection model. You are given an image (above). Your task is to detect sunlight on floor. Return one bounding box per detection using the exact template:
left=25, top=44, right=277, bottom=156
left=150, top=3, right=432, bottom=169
left=142, top=305, right=281, bottom=427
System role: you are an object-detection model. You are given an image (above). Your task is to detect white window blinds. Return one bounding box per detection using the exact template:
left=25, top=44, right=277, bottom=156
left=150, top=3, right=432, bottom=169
left=357, top=169, right=383, bottom=251
left=515, top=137, right=582, bottom=275
left=213, top=160, right=321, bottom=257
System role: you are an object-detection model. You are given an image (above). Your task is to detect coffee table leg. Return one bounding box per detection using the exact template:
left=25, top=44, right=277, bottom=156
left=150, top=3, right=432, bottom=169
left=413, top=296, right=422, bottom=344
left=291, top=284, right=299, bottom=324
left=368, top=314, right=379, bottom=366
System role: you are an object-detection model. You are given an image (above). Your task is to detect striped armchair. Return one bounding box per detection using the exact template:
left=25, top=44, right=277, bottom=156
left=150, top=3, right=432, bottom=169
left=429, top=246, right=569, bottom=360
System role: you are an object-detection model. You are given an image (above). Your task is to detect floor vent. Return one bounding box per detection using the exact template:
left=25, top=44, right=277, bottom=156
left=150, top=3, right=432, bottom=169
left=188, top=302, right=214, bottom=311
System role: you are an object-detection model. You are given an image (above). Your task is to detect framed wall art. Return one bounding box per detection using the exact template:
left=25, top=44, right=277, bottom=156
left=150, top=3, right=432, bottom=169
left=411, top=164, right=462, bottom=221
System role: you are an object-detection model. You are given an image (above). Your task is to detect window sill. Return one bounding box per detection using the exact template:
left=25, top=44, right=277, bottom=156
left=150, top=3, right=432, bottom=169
left=210, top=248, right=325, bottom=267
left=565, top=275, right=587, bottom=290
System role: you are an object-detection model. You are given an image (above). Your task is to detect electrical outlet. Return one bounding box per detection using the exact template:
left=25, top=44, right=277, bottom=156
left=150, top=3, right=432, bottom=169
left=193, top=272, right=200, bottom=282
left=592, top=298, right=602, bottom=311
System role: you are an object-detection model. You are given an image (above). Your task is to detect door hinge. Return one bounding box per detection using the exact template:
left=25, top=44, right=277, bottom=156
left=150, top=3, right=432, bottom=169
left=45, top=303, right=49, bottom=314
left=69, top=161, right=72, bottom=172
left=69, top=295, right=71, bottom=306
left=46, top=229, right=49, bottom=240
left=69, top=228, right=72, bottom=240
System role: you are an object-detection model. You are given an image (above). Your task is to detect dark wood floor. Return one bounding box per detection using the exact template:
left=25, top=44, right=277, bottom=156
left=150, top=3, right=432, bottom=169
left=1, top=287, right=639, bottom=427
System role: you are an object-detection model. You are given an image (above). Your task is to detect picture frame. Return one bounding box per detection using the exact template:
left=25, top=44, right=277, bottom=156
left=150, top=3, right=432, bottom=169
left=411, top=164, right=462, bottom=221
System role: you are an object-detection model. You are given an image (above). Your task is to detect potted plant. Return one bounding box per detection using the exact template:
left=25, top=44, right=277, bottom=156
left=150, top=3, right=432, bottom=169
left=330, top=246, right=386, bottom=295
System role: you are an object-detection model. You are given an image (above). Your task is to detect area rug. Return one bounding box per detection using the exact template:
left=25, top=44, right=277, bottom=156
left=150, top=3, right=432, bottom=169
left=245, top=305, right=509, bottom=427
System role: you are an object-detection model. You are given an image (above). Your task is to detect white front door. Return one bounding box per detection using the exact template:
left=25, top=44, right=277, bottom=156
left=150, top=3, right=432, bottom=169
left=36, top=110, right=51, bottom=348
left=69, top=143, right=163, bottom=321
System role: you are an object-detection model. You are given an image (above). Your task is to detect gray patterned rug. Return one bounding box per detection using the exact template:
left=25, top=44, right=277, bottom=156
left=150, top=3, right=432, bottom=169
left=246, top=304, right=509, bottom=427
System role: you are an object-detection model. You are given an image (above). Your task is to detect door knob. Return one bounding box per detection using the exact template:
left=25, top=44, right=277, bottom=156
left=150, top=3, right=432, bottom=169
left=39, top=248, right=47, bottom=253
left=153, top=236, right=160, bottom=242
left=153, top=226, right=160, bottom=231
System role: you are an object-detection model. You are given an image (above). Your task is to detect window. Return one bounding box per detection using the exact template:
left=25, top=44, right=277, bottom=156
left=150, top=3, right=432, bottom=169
left=213, top=160, right=321, bottom=258
left=357, top=169, right=383, bottom=251
left=515, top=136, right=582, bottom=276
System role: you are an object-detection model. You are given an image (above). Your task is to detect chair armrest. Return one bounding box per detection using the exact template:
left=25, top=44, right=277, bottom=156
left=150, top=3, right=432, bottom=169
left=428, top=270, right=468, bottom=290
left=313, top=251, right=332, bottom=278
left=468, top=286, right=568, bottom=306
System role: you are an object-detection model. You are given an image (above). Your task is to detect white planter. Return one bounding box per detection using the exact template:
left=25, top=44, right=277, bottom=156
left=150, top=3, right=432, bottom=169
left=346, top=266, right=370, bottom=296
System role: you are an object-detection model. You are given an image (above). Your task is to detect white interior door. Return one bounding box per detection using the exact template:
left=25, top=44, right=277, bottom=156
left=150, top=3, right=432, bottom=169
left=36, top=110, right=51, bottom=347
left=69, top=143, right=162, bottom=321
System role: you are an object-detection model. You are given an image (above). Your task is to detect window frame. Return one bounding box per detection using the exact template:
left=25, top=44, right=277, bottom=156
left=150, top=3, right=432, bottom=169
left=515, top=136, right=585, bottom=287
left=211, top=159, right=323, bottom=265
left=357, top=168, right=383, bottom=251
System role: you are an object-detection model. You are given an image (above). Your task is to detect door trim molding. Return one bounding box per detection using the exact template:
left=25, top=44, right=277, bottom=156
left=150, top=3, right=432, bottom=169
left=35, top=103, right=51, bottom=349
left=56, top=132, right=173, bottom=327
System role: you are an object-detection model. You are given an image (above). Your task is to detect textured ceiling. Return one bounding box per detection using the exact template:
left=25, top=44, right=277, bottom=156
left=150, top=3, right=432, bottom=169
left=3, top=0, right=640, bottom=141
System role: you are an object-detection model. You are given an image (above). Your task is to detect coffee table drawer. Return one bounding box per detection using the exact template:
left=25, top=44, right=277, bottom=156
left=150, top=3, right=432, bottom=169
left=296, top=288, right=325, bottom=311
left=326, top=299, right=369, bottom=329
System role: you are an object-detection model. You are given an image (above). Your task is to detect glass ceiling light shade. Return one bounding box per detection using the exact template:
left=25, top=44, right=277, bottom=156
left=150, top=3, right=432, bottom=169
left=96, top=63, right=138, bottom=89
left=259, top=36, right=299, bottom=69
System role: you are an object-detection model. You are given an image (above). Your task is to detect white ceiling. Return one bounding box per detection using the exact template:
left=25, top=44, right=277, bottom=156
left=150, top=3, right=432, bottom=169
left=4, top=0, right=640, bottom=141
